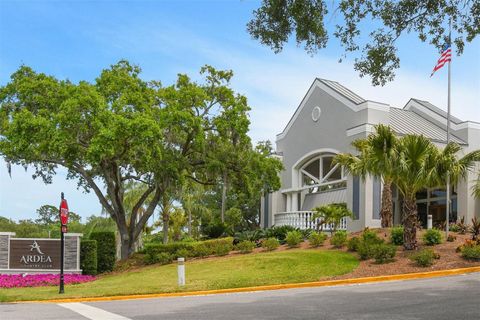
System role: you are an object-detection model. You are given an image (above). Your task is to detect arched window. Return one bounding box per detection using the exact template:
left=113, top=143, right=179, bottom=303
left=300, top=154, right=346, bottom=193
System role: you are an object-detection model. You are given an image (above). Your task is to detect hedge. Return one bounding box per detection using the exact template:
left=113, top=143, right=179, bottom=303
left=144, top=237, right=234, bottom=264
left=80, top=240, right=97, bottom=275
left=90, top=231, right=116, bottom=273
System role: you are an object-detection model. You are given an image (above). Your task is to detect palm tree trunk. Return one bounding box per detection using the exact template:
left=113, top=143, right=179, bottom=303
left=188, top=210, right=192, bottom=237
left=380, top=180, right=393, bottom=228
left=402, top=197, right=418, bottom=250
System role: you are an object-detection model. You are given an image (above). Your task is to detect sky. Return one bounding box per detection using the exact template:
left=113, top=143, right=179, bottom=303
left=1, top=0, right=479, bottom=222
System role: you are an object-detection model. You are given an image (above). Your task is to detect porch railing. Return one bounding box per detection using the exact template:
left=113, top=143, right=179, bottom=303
left=274, top=211, right=347, bottom=231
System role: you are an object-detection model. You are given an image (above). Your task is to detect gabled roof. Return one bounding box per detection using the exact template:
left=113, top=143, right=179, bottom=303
left=389, top=108, right=466, bottom=145
left=318, top=79, right=366, bottom=105
left=409, top=98, right=463, bottom=124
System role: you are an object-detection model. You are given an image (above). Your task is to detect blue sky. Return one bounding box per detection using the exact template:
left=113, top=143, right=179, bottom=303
left=1, top=0, right=479, bottom=221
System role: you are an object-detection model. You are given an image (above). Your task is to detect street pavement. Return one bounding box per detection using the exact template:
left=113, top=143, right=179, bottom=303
left=1, top=272, right=479, bottom=320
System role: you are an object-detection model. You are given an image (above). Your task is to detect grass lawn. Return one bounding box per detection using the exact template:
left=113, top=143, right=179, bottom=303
left=0, top=249, right=358, bottom=302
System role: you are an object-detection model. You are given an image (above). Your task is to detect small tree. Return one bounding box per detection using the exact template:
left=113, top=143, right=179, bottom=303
left=312, top=203, right=353, bottom=235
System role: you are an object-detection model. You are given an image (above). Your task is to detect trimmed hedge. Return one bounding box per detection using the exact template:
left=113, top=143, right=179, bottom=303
left=90, top=231, right=116, bottom=273
left=80, top=240, right=97, bottom=275
left=144, top=237, right=234, bottom=264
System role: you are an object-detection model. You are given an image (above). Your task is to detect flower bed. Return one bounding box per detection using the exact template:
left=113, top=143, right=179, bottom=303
left=0, top=274, right=96, bottom=289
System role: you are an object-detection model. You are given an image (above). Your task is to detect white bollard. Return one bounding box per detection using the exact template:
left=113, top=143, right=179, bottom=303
left=427, top=214, right=433, bottom=230
left=177, top=257, right=185, bottom=286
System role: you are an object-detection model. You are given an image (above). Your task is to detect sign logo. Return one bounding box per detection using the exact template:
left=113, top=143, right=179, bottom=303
left=29, top=240, right=45, bottom=255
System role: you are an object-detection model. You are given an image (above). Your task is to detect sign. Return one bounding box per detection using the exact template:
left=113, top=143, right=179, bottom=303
left=9, top=239, right=61, bottom=269
left=60, top=198, right=69, bottom=226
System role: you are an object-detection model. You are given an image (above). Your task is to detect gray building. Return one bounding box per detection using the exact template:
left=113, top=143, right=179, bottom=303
left=261, top=78, right=480, bottom=231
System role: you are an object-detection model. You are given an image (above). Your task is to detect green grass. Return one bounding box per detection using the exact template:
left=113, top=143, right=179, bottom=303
left=0, top=249, right=358, bottom=302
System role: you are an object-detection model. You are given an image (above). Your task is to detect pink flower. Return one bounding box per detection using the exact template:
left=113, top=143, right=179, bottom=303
left=0, top=274, right=96, bottom=288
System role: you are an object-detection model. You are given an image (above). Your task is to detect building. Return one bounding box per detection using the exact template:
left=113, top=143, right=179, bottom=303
left=261, top=78, right=480, bottom=232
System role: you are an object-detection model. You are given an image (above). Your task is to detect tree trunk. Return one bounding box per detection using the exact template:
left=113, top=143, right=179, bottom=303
left=221, top=171, right=227, bottom=223
left=187, top=210, right=192, bottom=237
left=380, top=180, right=393, bottom=228
left=162, top=213, right=169, bottom=244
left=402, top=197, right=418, bottom=250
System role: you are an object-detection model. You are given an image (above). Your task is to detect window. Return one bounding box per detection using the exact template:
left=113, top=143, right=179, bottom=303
left=299, top=154, right=346, bottom=193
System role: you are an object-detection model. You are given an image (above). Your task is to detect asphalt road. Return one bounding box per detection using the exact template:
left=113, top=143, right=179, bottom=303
left=1, top=272, right=479, bottom=320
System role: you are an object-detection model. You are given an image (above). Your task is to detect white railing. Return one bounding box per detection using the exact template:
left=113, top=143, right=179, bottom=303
left=274, top=211, right=347, bottom=231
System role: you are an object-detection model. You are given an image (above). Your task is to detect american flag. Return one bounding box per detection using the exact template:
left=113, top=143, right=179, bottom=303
left=430, top=44, right=451, bottom=77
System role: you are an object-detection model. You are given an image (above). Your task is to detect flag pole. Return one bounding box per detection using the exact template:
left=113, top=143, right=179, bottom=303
left=446, top=18, right=452, bottom=238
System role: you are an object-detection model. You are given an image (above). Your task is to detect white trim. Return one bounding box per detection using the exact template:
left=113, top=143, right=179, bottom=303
left=346, top=124, right=375, bottom=137
left=405, top=99, right=480, bottom=131
left=277, top=79, right=360, bottom=140
left=64, top=233, right=83, bottom=237
left=292, top=148, right=342, bottom=170
left=357, top=100, right=390, bottom=112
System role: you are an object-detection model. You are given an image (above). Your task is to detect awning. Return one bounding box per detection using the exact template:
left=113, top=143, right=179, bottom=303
left=301, top=188, right=347, bottom=211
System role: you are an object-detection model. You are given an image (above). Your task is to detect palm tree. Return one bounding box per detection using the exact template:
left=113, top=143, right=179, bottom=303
left=181, top=183, right=211, bottom=238
left=335, top=124, right=398, bottom=228
left=394, top=138, right=480, bottom=249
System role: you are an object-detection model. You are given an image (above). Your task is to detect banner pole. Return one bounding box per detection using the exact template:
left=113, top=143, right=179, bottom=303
left=59, top=192, right=65, bottom=294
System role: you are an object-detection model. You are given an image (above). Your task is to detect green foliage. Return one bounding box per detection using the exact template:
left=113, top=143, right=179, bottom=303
left=285, top=230, right=303, bottom=248
left=262, top=237, right=280, bottom=251
left=202, top=222, right=228, bottom=239
left=176, top=248, right=191, bottom=259
left=192, top=243, right=209, bottom=258
left=312, top=203, right=352, bottom=234
left=449, top=223, right=460, bottom=233
left=357, top=241, right=375, bottom=260
left=361, top=228, right=383, bottom=245
left=198, top=237, right=234, bottom=257
left=423, top=229, right=443, bottom=246
left=0, top=62, right=261, bottom=259
left=80, top=240, right=97, bottom=275
left=410, top=249, right=438, bottom=267
left=89, top=231, right=116, bottom=273
left=234, top=229, right=265, bottom=245
left=461, top=245, right=480, bottom=261
left=236, top=240, right=255, bottom=254
left=330, top=230, right=348, bottom=248
left=390, top=226, right=404, bottom=245
left=347, top=236, right=361, bottom=252
left=248, top=0, right=479, bottom=86
left=372, top=243, right=397, bottom=264
left=144, top=242, right=195, bottom=259
left=308, top=232, right=327, bottom=247
left=146, top=252, right=174, bottom=265
left=264, top=225, right=297, bottom=244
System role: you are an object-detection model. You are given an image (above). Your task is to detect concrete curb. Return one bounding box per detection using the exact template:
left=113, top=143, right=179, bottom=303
left=19, top=266, right=480, bottom=304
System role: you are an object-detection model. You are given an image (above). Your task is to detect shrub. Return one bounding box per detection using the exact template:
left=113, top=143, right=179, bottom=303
left=457, top=217, right=468, bottom=234
left=176, top=248, right=191, bottom=259
left=201, top=237, right=234, bottom=255
left=372, top=243, right=397, bottom=264
left=447, top=234, right=457, bottom=242
left=192, top=243, right=210, bottom=258
left=357, top=241, right=375, bottom=260
left=390, top=226, right=404, bottom=245
left=89, top=231, right=116, bottom=273
left=308, top=232, right=327, bottom=247
left=361, top=228, right=383, bottom=245
left=470, top=217, right=480, bottom=241
left=262, top=237, right=280, bottom=251
left=144, top=242, right=195, bottom=259
left=264, top=225, right=296, bottom=244
left=80, top=240, right=97, bottom=275
left=212, top=242, right=233, bottom=256
left=236, top=240, right=255, bottom=254
left=449, top=223, right=460, bottom=233
left=330, top=230, right=348, bottom=248
left=347, top=237, right=361, bottom=252
left=410, top=249, right=437, bottom=267
left=202, top=222, right=228, bottom=239
left=285, top=230, right=303, bottom=248
left=234, top=230, right=264, bottom=245
left=461, top=245, right=480, bottom=261
left=423, top=229, right=442, bottom=246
